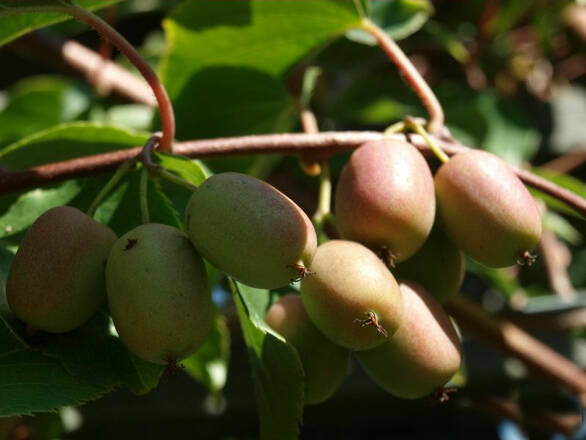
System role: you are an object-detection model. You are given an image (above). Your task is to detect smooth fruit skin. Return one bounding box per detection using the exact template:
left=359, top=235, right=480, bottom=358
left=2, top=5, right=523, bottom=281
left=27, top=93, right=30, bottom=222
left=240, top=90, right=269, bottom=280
left=300, top=240, right=403, bottom=351
left=395, top=223, right=465, bottom=303
left=265, top=294, right=348, bottom=405
left=435, top=150, right=542, bottom=268
left=6, top=206, right=116, bottom=333
left=335, top=139, right=435, bottom=263
left=185, top=172, right=317, bottom=289
left=356, top=281, right=461, bottom=399
left=106, top=223, right=212, bottom=364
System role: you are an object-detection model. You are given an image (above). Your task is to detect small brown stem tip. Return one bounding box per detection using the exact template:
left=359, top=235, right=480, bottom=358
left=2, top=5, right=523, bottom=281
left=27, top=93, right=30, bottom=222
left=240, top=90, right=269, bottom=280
left=287, top=264, right=313, bottom=283
left=518, top=250, right=538, bottom=266
left=354, top=311, right=388, bottom=338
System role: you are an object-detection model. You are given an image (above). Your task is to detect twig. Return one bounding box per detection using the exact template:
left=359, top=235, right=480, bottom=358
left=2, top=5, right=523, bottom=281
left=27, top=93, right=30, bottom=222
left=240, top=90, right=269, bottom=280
left=445, top=296, right=586, bottom=395
left=360, top=19, right=445, bottom=133
left=18, top=31, right=156, bottom=106
left=0, top=132, right=585, bottom=218
left=542, top=148, right=586, bottom=173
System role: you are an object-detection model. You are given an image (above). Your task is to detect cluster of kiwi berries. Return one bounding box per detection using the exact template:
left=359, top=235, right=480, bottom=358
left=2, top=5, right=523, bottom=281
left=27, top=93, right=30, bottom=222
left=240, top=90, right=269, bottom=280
left=5, top=137, right=542, bottom=406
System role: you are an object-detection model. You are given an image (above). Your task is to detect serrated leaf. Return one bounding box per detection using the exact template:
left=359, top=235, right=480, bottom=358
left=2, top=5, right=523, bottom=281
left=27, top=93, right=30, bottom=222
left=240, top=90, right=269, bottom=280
left=0, top=0, right=121, bottom=47
left=162, top=0, right=360, bottom=139
left=0, top=122, right=148, bottom=169
left=231, top=280, right=303, bottom=440
left=182, top=314, right=230, bottom=394
left=0, top=76, right=90, bottom=148
left=40, top=312, right=164, bottom=396
left=0, top=349, right=105, bottom=417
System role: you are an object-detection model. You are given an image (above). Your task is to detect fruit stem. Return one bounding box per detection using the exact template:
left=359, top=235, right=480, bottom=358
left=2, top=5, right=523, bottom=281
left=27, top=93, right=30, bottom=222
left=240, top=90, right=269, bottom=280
left=312, top=160, right=332, bottom=227
left=1, top=1, right=175, bottom=152
left=86, top=158, right=137, bottom=218
left=139, top=165, right=150, bottom=224
left=383, top=121, right=406, bottom=136
left=360, top=18, right=445, bottom=134
left=404, top=117, right=449, bottom=163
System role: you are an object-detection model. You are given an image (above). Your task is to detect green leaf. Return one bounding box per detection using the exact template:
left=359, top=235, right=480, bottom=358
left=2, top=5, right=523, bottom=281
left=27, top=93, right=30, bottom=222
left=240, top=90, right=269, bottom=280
left=154, top=152, right=210, bottom=187
left=182, top=314, right=230, bottom=394
left=530, top=168, right=586, bottom=220
left=0, top=242, right=28, bottom=355
left=231, top=280, right=304, bottom=440
left=88, top=104, right=155, bottom=132
left=0, top=349, right=105, bottom=417
left=0, top=76, right=90, bottom=148
left=40, top=312, right=164, bottom=396
left=543, top=210, right=582, bottom=245
left=162, top=0, right=360, bottom=139
left=0, top=122, right=148, bottom=169
left=0, top=0, right=121, bottom=47
left=94, top=170, right=182, bottom=237
left=0, top=180, right=83, bottom=239
left=348, top=0, right=433, bottom=44
left=440, top=89, right=540, bottom=166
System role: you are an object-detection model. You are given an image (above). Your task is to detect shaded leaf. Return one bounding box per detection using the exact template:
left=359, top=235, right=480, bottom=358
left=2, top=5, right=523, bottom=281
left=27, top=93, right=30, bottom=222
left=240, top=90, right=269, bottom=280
left=231, top=280, right=303, bottom=440
left=0, top=350, right=105, bottom=417
left=0, top=0, right=120, bottom=47
left=162, top=0, right=360, bottom=139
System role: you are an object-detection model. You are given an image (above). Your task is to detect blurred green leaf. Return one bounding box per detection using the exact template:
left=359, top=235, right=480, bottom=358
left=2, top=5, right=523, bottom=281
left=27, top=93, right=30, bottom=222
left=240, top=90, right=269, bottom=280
left=162, top=0, right=360, bottom=139
left=348, top=0, right=433, bottom=44
left=88, top=104, right=154, bottom=132
left=441, top=89, right=540, bottom=166
left=0, top=0, right=120, bottom=47
left=231, top=280, right=304, bottom=440
left=0, top=180, right=82, bottom=239
left=0, top=122, right=148, bottom=169
left=530, top=168, right=586, bottom=220
left=182, top=314, right=230, bottom=394
left=543, top=210, right=582, bottom=245
left=0, top=76, right=90, bottom=148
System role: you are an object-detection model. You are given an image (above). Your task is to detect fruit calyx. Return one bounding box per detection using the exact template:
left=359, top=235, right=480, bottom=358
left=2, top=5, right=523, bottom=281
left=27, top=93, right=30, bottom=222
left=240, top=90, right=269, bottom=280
left=353, top=311, right=388, bottom=338
left=517, top=250, right=538, bottom=266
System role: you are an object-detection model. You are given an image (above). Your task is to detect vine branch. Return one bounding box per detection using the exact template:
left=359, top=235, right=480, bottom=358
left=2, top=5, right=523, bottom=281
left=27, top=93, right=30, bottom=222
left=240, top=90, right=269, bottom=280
left=1, top=3, right=174, bottom=151
left=360, top=19, right=445, bottom=133
left=0, top=132, right=585, bottom=217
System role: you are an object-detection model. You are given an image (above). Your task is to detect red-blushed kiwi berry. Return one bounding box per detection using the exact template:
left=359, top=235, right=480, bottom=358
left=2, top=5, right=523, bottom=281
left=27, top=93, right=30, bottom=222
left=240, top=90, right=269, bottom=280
left=435, top=149, right=542, bottom=268
left=356, top=281, right=462, bottom=399
left=185, top=172, right=317, bottom=289
left=335, top=139, right=435, bottom=264
left=265, top=294, right=349, bottom=405
left=394, top=222, right=465, bottom=303
left=106, top=223, right=212, bottom=365
left=7, top=206, right=117, bottom=333
left=300, top=240, right=403, bottom=351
